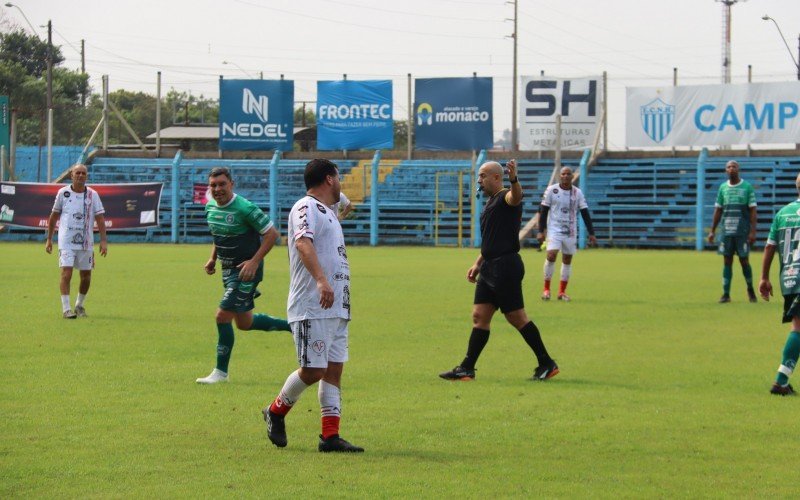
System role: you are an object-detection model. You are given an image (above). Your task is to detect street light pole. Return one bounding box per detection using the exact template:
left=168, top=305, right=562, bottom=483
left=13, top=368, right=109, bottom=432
left=762, top=15, right=800, bottom=80
left=3, top=3, right=38, bottom=37
left=222, top=61, right=254, bottom=79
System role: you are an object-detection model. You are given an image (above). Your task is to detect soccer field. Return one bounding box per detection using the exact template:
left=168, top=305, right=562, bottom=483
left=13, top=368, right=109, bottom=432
left=0, top=242, right=794, bottom=497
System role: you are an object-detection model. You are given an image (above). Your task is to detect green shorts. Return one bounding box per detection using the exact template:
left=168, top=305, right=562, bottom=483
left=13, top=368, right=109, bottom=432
left=718, top=236, right=750, bottom=258
left=219, top=265, right=263, bottom=313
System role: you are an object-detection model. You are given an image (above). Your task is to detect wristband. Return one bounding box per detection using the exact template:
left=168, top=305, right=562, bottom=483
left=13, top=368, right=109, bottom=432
left=510, top=177, right=518, bottom=184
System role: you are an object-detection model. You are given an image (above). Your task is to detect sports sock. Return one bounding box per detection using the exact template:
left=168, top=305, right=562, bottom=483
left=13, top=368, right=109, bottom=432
left=61, top=295, right=71, bottom=312
left=518, top=321, right=552, bottom=366
left=543, top=260, right=555, bottom=284
left=319, top=380, right=341, bottom=439
left=460, top=327, right=490, bottom=370
left=560, top=263, right=572, bottom=282
left=776, top=331, right=800, bottom=385
left=75, top=293, right=87, bottom=308
left=249, top=313, right=290, bottom=332
left=722, top=265, right=732, bottom=295
left=742, top=263, right=754, bottom=289
left=270, top=370, right=309, bottom=416
left=559, top=280, right=568, bottom=294
left=215, top=323, right=235, bottom=373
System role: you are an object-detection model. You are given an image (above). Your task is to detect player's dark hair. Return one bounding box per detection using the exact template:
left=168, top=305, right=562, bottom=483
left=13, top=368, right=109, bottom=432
left=304, top=159, right=338, bottom=189
left=209, top=167, right=232, bottom=181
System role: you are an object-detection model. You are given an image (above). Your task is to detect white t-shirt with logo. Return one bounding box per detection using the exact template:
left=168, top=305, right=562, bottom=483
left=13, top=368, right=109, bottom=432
left=541, top=184, right=587, bottom=238
left=51, top=185, right=105, bottom=251
left=287, top=195, right=350, bottom=322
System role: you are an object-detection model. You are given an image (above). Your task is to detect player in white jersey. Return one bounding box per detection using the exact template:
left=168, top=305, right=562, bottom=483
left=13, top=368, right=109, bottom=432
left=536, top=166, right=597, bottom=302
left=332, top=191, right=353, bottom=221
left=45, top=164, right=107, bottom=319
left=263, top=159, right=363, bottom=453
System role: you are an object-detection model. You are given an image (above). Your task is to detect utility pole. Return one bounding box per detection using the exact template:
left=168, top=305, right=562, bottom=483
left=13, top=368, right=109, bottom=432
left=509, top=0, right=519, bottom=151
left=80, top=39, right=86, bottom=107
left=717, top=0, right=744, bottom=84
left=46, top=20, right=53, bottom=181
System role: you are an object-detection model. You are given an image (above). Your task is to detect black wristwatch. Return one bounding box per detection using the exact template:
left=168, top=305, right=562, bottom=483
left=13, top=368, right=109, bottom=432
left=510, top=177, right=518, bottom=184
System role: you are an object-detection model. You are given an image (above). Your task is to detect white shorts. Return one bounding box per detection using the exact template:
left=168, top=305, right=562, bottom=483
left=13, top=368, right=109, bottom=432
left=58, top=249, right=94, bottom=270
left=546, top=233, right=577, bottom=255
left=291, top=318, right=349, bottom=368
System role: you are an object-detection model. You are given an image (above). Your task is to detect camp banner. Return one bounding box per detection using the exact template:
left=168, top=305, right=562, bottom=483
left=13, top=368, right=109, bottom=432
left=316, top=80, right=393, bottom=150
left=0, top=182, right=163, bottom=229
left=219, top=79, right=294, bottom=151
left=518, top=76, right=603, bottom=151
left=414, top=77, right=493, bottom=151
left=626, top=81, right=800, bottom=147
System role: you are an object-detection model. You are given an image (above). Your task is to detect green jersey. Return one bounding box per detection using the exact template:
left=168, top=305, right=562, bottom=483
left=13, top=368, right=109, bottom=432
left=767, top=200, right=800, bottom=296
left=715, top=180, right=756, bottom=237
left=205, top=194, right=273, bottom=269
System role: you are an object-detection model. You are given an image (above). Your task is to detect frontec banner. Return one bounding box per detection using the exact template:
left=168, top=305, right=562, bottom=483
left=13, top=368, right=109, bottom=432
left=626, top=81, right=800, bottom=147
left=317, top=80, right=393, bottom=150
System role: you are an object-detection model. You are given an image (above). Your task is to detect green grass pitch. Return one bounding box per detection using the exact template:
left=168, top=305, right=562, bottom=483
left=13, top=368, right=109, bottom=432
left=0, top=242, right=795, bottom=497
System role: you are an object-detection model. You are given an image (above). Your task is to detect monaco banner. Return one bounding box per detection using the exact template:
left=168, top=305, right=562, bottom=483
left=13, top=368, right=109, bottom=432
left=317, top=80, right=393, bottom=150
left=626, top=82, right=800, bottom=147
left=519, top=76, right=603, bottom=151
left=219, top=79, right=294, bottom=151
left=414, top=77, right=493, bottom=151
left=0, top=182, right=163, bottom=229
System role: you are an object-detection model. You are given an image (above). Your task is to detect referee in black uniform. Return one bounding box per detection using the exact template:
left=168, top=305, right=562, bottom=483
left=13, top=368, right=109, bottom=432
left=440, top=159, right=558, bottom=381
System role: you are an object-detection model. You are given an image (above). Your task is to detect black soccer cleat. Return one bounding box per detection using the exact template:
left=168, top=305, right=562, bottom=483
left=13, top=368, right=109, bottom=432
left=747, top=289, right=757, bottom=303
left=318, top=434, right=364, bottom=453
left=262, top=407, right=287, bottom=448
left=438, top=365, right=475, bottom=381
left=533, top=361, right=560, bottom=381
left=718, top=294, right=731, bottom=303
left=770, top=383, right=795, bottom=396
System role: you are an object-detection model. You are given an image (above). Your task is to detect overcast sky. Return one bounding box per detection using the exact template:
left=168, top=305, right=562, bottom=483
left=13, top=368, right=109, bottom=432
left=3, top=0, right=799, bottom=149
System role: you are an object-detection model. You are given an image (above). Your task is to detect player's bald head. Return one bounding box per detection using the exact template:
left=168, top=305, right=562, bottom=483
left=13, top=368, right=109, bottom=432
left=479, top=161, right=503, bottom=176
left=70, top=163, right=88, bottom=174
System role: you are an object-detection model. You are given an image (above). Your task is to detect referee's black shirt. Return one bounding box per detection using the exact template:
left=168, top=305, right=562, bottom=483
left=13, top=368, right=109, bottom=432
left=480, top=188, right=523, bottom=260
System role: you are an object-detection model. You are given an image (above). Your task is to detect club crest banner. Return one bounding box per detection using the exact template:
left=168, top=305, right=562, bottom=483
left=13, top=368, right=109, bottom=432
left=219, top=79, right=294, bottom=151
left=626, top=81, right=800, bottom=147
left=317, top=80, right=393, bottom=150
left=414, top=77, right=493, bottom=151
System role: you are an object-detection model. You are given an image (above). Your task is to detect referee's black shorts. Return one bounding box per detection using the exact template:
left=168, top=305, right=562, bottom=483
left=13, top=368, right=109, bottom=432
left=474, top=253, right=525, bottom=313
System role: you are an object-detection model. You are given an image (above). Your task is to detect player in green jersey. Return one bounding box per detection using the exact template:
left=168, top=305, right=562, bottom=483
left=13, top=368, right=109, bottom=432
left=707, top=160, right=758, bottom=303
left=759, top=173, right=800, bottom=396
left=196, top=167, right=291, bottom=384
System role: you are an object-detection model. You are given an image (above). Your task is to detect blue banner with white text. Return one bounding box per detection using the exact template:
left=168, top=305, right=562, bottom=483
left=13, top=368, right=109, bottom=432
left=219, top=79, right=294, bottom=151
left=317, top=80, right=393, bottom=150
left=414, top=77, right=493, bottom=151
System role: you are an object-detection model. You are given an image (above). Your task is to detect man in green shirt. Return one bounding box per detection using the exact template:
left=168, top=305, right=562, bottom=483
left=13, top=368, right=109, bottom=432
left=196, top=167, right=290, bottom=384
left=759, top=173, right=800, bottom=396
left=707, top=160, right=757, bottom=303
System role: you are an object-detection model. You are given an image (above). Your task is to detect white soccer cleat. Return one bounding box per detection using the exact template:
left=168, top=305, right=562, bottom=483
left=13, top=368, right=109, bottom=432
left=75, top=306, right=87, bottom=317
left=196, top=368, right=228, bottom=384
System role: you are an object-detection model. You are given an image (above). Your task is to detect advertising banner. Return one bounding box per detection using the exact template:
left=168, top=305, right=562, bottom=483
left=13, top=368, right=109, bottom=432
left=626, top=81, right=800, bottom=147
left=0, top=182, right=163, bottom=229
left=317, top=80, right=393, bottom=150
left=414, top=77, right=493, bottom=151
left=519, top=76, right=603, bottom=151
left=0, top=96, right=8, bottom=155
left=193, top=183, right=210, bottom=205
left=219, top=79, right=294, bottom=151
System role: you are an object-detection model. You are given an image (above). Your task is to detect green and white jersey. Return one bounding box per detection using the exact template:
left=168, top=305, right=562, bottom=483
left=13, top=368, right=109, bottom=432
left=205, top=193, right=273, bottom=269
left=766, top=200, right=800, bottom=296
left=715, top=180, right=756, bottom=237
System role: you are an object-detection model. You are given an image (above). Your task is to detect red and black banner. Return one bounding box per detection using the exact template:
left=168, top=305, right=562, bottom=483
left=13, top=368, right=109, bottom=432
left=0, top=182, right=163, bottom=229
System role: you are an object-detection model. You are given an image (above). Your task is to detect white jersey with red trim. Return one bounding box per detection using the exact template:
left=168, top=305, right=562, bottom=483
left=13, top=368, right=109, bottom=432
left=51, top=185, right=105, bottom=251
left=287, top=195, right=350, bottom=322
left=541, top=184, right=587, bottom=238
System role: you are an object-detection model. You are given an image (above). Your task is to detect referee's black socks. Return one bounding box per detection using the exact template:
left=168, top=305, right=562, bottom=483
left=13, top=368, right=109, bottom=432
left=461, top=327, right=490, bottom=370
left=518, top=321, right=552, bottom=365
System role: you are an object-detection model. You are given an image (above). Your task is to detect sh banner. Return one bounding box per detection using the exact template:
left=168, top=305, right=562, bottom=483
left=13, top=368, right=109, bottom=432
left=519, top=76, right=602, bottom=151
left=317, top=80, right=393, bottom=150
left=0, top=182, right=163, bottom=229
left=219, top=79, right=294, bottom=151
left=626, top=82, right=800, bottom=147
left=414, top=77, right=493, bottom=151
